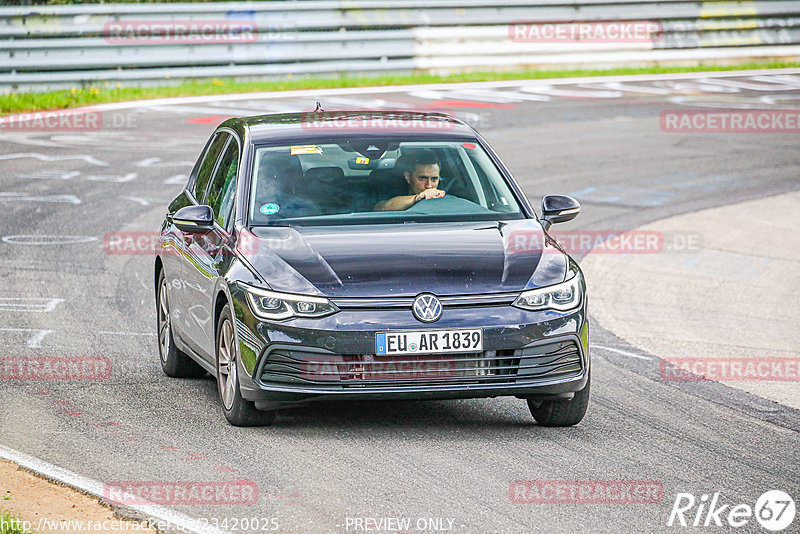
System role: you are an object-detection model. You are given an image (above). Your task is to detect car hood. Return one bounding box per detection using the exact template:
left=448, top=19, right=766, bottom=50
left=247, top=220, right=567, bottom=298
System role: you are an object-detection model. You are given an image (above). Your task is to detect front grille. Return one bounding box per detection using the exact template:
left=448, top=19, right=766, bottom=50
left=260, top=340, right=582, bottom=388
left=330, top=292, right=519, bottom=309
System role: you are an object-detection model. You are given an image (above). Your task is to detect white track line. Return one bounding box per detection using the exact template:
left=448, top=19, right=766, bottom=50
left=0, top=328, right=54, bottom=349
left=97, top=331, right=156, bottom=336
left=0, top=152, right=108, bottom=166
left=6, top=68, right=799, bottom=118
left=0, top=444, right=228, bottom=534
left=592, top=344, right=654, bottom=361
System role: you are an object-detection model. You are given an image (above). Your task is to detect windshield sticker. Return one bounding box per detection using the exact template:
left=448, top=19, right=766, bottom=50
left=462, top=142, right=477, bottom=149
left=290, top=145, right=322, bottom=155
left=260, top=203, right=280, bottom=215
left=355, top=156, right=369, bottom=165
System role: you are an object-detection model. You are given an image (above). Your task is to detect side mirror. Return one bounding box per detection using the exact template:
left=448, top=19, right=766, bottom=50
left=172, top=205, right=214, bottom=233
left=541, top=195, right=580, bottom=230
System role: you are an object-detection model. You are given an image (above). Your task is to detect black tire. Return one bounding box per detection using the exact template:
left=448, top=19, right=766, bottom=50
left=156, top=271, right=206, bottom=378
left=527, top=372, right=590, bottom=427
left=216, top=304, right=276, bottom=427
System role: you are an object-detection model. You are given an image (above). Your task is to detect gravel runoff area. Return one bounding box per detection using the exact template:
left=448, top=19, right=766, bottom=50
left=582, top=190, right=800, bottom=409
left=0, top=459, right=158, bottom=534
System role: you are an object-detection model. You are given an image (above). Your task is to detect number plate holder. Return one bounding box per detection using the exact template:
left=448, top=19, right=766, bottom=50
left=376, top=329, right=483, bottom=356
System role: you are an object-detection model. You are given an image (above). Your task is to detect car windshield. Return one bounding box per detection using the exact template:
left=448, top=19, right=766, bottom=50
left=248, top=139, right=525, bottom=226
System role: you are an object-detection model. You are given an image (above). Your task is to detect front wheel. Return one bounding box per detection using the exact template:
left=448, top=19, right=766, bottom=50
left=157, top=271, right=206, bottom=378
left=527, top=372, right=590, bottom=427
left=216, top=304, right=276, bottom=427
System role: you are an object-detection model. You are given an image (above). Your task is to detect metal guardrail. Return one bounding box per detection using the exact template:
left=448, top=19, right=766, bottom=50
left=1, top=0, right=800, bottom=93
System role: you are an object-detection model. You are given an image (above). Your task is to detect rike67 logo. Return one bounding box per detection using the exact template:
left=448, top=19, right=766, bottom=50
left=668, top=490, right=796, bottom=531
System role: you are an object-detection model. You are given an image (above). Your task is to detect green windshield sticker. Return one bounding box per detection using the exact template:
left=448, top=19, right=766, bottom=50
left=260, top=203, right=280, bottom=215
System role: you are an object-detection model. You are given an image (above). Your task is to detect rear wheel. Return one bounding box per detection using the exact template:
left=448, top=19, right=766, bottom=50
left=527, top=372, right=590, bottom=427
left=216, top=304, right=276, bottom=427
left=157, top=271, right=206, bottom=378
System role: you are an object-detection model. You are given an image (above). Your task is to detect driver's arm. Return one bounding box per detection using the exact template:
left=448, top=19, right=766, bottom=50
left=375, top=188, right=445, bottom=211
left=375, top=194, right=419, bottom=212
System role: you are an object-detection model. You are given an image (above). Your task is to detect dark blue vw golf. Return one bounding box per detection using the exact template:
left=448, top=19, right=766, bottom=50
left=156, top=111, right=589, bottom=426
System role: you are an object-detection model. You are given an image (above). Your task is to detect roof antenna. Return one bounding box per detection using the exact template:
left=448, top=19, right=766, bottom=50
left=314, top=101, right=325, bottom=112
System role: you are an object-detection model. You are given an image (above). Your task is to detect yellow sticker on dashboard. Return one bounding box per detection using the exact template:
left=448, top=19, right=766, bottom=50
left=355, top=157, right=369, bottom=165
left=290, top=145, right=322, bottom=155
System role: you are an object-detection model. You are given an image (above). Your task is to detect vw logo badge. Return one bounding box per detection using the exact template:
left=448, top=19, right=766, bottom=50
left=412, top=293, right=442, bottom=322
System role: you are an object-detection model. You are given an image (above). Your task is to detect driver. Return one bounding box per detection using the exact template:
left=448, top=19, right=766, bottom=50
left=375, top=150, right=445, bottom=211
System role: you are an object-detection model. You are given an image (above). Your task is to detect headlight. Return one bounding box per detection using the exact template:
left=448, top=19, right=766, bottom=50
left=513, top=274, right=582, bottom=312
left=242, top=284, right=339, bottom=320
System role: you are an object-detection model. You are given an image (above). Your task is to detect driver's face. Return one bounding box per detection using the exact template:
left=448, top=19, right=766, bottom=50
left=405, top=164, right=440, bottom=195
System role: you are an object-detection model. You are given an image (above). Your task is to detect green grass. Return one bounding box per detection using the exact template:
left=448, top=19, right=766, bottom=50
left=3, top=0, right=248, bottom=4
left=2, top=60, right=799, bottom=115
left=0, top=512, right=30, bottom=534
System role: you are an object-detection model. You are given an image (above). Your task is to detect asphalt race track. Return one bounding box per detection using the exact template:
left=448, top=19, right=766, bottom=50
left=0, top=70, right=799, bottom=533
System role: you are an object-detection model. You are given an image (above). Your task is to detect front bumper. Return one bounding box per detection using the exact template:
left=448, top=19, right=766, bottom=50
left=235, top=301, right=590, bottom=409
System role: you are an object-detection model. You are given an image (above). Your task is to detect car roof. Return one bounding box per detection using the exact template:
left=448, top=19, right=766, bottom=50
left=220, top=111, right=479, bottom=143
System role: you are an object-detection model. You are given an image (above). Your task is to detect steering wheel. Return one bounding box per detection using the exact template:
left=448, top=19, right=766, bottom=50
left=405, top=195, right=492, bottom=215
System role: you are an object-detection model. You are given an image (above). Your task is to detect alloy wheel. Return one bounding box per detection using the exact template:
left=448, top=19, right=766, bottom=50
left=158, top=279, right=170, bottom=363
left=217, top=319, right=237, bottom=410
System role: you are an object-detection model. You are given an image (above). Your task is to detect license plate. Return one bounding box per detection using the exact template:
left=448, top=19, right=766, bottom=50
left=376, top=329, right=483, bottom=355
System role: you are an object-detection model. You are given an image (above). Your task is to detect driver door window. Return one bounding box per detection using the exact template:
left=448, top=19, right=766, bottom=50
left=206, top=138, right=240, bottom=229
left=194, top=132, right=229, bottom=205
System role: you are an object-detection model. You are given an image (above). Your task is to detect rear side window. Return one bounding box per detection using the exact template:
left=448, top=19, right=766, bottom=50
left=194, top=132, right=229, bottom=204
left=206, top=138, right=240, bottom=228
